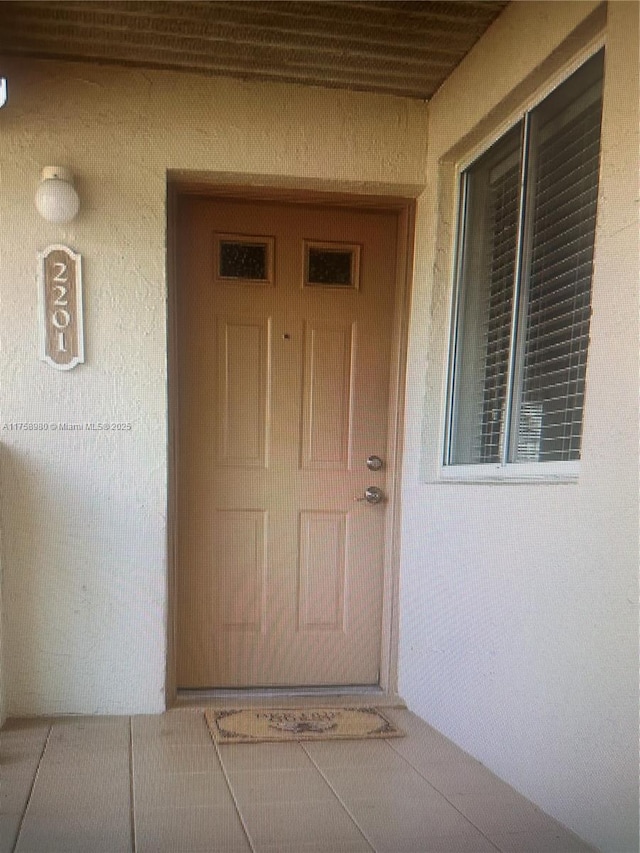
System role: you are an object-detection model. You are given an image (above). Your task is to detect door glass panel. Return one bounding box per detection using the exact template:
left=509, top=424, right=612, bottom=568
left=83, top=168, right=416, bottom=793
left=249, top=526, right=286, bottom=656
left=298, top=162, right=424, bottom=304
left=216, top=234, right=274, bottom=284
left=304, top=241, right=360, bottom=288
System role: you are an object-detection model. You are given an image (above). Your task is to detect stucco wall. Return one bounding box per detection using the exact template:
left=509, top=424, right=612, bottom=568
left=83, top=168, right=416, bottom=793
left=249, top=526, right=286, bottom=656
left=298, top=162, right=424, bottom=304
left=0, top=62, right=428, bottom=716
left=0, top=3, right=637, bottom=851
left=0, top=440, right=4, bottom=726
left=398, top=3, right=638, bottom=853
left=0, top=527, right=5, bottom=728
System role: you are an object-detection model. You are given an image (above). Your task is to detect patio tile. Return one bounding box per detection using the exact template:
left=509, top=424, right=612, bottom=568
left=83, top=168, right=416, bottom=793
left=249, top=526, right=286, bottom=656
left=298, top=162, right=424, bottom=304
left=14, top=717, right=131, bottom=853
left=0, top=708, right=598, bottom=853
left=228, top=766, right=336, bottom=803
left=0, top=813, right=23, bottom=853
left=0, top=720, right=50, bottom=853
left=0, top=770, right=40, bottom=815
left=303, top=737, right=409, bottom=770
left=447, top=792, right=567, bottom=835
left=0, top=719, right=49, bottom=814
left=134, top=804, right=251, bottom=853
left=316, top=763, right=442, bottom=804
left=337, top=795, right=495, bottom=853
left=14, top=808, right=132, bottom=853
left=131, top=709, right=209, bottom=744
left=239, top=799, right=370, bottom=849
left=490, top=828, right=599, bottom=852
left=133, top=769, right=235, bottom=811
left=218, top=740, right=312, bottom=773
left=132, top=739, right=220, bottom=773
left=259, top=844, right=372, bottom=853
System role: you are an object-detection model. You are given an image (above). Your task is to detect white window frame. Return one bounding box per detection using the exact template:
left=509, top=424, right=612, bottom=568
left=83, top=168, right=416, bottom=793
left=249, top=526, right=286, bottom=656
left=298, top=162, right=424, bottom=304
left=439, top=38, right=605, bottom=485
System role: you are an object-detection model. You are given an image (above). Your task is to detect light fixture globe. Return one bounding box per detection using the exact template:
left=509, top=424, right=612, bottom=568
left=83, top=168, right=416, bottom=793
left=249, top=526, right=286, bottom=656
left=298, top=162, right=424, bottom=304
left=35, top=166, right=80, bottom=224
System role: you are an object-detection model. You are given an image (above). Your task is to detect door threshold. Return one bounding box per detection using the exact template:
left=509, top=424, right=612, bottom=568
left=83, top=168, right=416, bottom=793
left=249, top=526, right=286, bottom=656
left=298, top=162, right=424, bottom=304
left=174, top=686, right=406, bottom=710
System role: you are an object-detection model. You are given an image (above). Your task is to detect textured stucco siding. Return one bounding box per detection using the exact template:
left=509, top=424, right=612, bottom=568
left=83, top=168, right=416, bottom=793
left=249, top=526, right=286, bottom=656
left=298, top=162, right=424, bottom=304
left=0, top=64, right=428, bottom=716
left=0, top=2, right=637, bottom=852
left=398, top=3, right=638, bottom=853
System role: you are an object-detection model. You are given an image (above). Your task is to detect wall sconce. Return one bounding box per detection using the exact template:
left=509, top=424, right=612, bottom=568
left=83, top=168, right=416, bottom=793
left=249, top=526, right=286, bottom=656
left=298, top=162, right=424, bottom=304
left=34, top=167, right=80, bottom=224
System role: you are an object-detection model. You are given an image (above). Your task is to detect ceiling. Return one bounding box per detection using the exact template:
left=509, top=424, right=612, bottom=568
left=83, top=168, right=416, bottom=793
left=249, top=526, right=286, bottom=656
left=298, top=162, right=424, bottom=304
left=0, top=1, right=509, bottom=100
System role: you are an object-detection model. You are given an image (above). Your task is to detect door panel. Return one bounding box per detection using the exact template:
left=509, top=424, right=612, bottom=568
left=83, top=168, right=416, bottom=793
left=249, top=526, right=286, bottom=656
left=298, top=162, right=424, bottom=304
left=214, top=510, right=267, bottom=632
left=298, top=510, right=347, bottom=631
left=176, top=195, right=399, bottom=687
left=217, top=316, right=271, bottom=467
left=301, top=320, right=356, bottom=470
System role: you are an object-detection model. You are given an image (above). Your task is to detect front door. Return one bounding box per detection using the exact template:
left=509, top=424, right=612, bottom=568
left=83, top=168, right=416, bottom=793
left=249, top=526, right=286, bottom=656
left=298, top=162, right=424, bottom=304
left=175, top=194, right=400, bottom=688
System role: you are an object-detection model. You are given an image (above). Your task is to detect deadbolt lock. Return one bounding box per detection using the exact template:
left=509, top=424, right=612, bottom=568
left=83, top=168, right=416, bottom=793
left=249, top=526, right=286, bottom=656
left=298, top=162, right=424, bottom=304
left=366, top=455, right=384, bottom=471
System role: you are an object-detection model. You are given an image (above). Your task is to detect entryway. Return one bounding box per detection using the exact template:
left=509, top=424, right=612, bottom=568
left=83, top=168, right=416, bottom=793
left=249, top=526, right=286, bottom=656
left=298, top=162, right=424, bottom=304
left=171, top=188, right=412, bottom=691
left=1, top=711, right=596, bottom=852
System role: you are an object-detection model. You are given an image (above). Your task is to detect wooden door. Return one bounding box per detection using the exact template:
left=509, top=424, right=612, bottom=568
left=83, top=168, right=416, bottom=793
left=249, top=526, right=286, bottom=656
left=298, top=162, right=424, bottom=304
left=176, top=194, right=400, bottom=687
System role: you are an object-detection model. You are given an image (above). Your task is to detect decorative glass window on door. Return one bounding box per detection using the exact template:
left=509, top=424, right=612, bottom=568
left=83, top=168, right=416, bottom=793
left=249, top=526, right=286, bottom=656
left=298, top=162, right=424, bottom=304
left=215, top=234, right=274, bottom=285
left=304, top=241, right=361, bottom=289
left=445, top=50, right=604, bottom=467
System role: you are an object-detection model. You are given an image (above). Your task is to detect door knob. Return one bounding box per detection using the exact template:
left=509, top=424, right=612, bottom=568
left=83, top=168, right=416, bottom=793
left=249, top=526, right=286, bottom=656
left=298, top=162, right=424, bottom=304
left=354, top=486, right=384, bottom=504
left=366, top=455, right=383, bottom=471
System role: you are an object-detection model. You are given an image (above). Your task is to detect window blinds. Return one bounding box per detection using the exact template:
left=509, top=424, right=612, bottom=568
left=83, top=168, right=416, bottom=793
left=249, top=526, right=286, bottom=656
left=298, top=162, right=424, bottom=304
left=515, top=95, right=603, bottom=461
left=447, top=50, right=604, bottom=467
left=478, top=159, right=520, bottom=462
left=447, top=125, right=522, bottom=466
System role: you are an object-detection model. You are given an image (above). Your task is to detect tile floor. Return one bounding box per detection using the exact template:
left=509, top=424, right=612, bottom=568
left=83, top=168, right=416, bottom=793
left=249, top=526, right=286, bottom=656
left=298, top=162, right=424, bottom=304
left=1, top=707, right=598, bottom=853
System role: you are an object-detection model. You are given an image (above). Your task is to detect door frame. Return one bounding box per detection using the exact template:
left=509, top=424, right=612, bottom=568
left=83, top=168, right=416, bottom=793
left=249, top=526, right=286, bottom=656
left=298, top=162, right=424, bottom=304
left=166, top=178, right=416, bottom=706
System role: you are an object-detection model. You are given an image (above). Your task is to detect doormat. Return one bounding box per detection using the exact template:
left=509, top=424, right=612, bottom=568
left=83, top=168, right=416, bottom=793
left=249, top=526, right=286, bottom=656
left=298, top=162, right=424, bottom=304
left=206, top=707, right=404, bottom=744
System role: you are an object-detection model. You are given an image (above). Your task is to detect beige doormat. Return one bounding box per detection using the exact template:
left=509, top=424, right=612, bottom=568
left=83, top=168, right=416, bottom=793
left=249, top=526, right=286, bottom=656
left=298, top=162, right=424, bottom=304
left=206, top=707, right=404, bottom=744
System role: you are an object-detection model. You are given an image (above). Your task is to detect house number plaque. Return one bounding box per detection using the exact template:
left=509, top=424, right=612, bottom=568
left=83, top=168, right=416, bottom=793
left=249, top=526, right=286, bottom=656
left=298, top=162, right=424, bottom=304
left=38, top=244, right=84, bottom=370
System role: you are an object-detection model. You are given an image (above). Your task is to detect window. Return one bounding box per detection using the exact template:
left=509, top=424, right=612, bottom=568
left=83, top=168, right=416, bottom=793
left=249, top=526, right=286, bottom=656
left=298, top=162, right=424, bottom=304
left=214, top=234, right=274, bottom=285
left=303, top=241, right=361, bottom=289
left=445, top=51, right=604, bottom=469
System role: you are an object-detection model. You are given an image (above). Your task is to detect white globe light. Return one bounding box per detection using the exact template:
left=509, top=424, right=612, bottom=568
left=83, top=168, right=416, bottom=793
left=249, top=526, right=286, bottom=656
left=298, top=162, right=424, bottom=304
left=34, top=167, right=80, bottom=224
